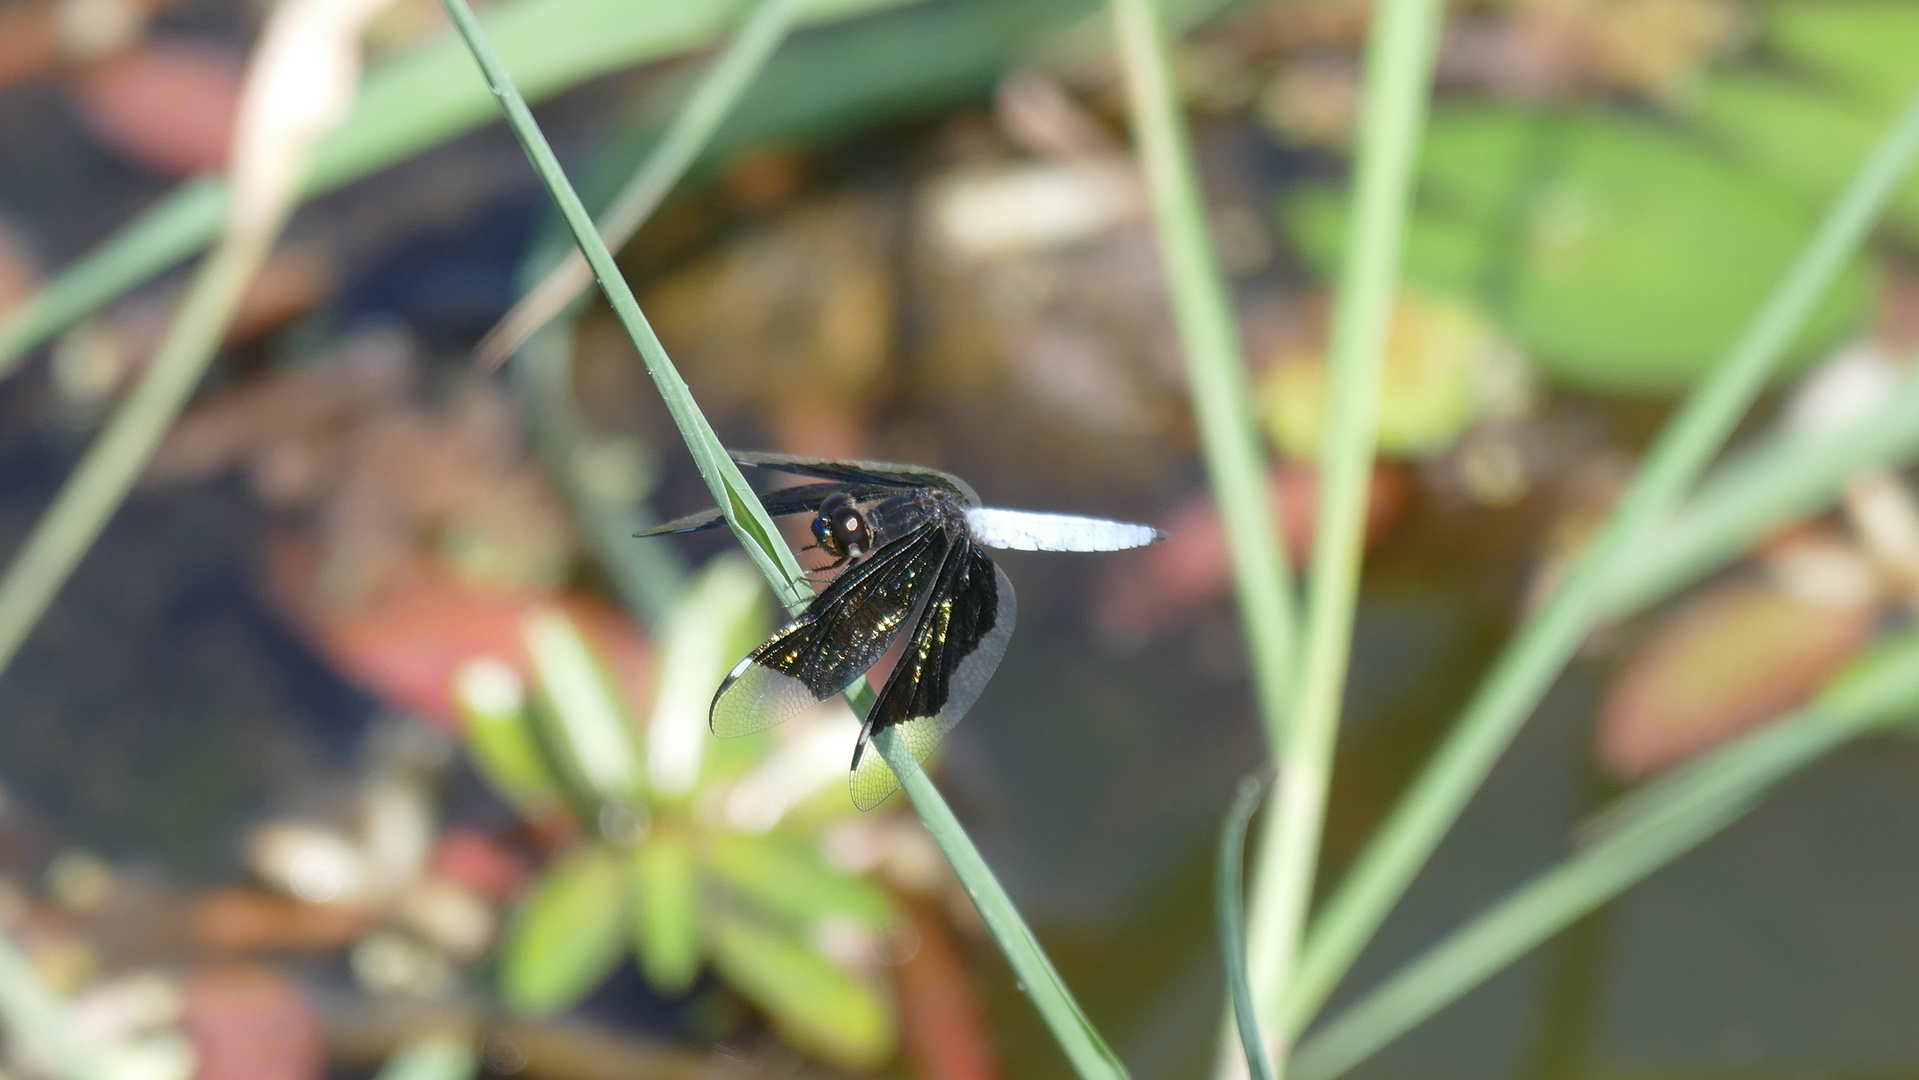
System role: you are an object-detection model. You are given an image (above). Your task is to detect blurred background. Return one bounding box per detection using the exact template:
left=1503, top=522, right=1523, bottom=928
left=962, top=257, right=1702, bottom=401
left=2, top=0, right=1919, bottom=1076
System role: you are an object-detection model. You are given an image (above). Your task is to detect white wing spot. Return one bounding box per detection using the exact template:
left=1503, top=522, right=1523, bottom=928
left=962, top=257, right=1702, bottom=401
left=964, top=507, right=1163, bottom=552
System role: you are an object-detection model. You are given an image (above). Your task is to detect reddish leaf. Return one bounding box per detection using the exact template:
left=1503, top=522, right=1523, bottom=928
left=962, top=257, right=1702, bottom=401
left=268, top=543, right=651, bottom=729
left=429, top=829, right=532, bottom=902
left=895, top=900, right=1001, bottom=1080
left=182, top=964, right=325, bottom=1080
left=71, top=40, right=242, bottom=177
left=1599, top=582, right=1877, bottom=778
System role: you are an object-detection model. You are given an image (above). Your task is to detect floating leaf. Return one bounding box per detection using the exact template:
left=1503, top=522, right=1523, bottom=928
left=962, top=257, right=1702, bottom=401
left=498, top=845, right=628, bottom=1016
left=1282, top=106, right=1874, bottom=394
left=630, top=829, right=702, bottom=995
left=454, top=658, right=563, bottom=815
left=707, top=915, right=896, bottom=1070
left=705, top=829, right=894, bottom=932
left=522, top=609, right=643, bottom=810
left=1260, top=291, right=1526, bottom=459
left=1598, top=581, right=1877, bottom=778
left=1765, top=0, right=1919, bottom=109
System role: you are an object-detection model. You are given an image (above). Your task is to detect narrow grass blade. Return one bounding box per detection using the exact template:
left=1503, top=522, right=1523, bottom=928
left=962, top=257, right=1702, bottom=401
left=1289, top=630, right=1919, bottom=1080
left=0, top=233, right=268, bottom=679
left=1218, top=776, right=1276, bottom=1080
left=1604, top=362, right=1919, bottom=618
left=1110, top=0, right=1296, bottom=767
left=438, top=0, right=810, bottom=609
left=1285, top=84, right=1919, bottom=1037
left=1234, top=0, right=1442, bottom=1052
left=476, top=0, right=803, bottom=368
left=0, top=930, right=111, bottom=1080
left=0, top=0, right=917, bottom=375
left=438, top=4, right=1126, bottom=1073
left=1108, top=0, right=1304, bottom=1047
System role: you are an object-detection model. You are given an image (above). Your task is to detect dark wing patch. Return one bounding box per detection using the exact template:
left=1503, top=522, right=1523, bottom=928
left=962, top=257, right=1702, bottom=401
left=850, top=542, right=1016, bottom=810
left=732, top=451, right=980, bottom=507
left=710, top=522, right=952, bottom=737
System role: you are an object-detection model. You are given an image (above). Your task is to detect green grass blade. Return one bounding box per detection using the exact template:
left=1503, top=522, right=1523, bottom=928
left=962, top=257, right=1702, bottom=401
left=1111, top=0, right=1296, bottom=772
left=1289, top=630, right=1919, bottom=1080
left=0, top=232, right=269, bottom=679
left=1284, top=83, right=1919, bottom=1037
left=1218, top=777, right=1277, bottom=1080
left=438, top=4, right=1125, bottom=1073
left=1604, top=363, right=1919, bottom=618
left=1238, top=0, right=1441, bottom=1052
left=0, top=0, right=917, bottom=376
left=1108, top=0, right=1304, bottom=1038
left=476, top=0, right=805, bottom=368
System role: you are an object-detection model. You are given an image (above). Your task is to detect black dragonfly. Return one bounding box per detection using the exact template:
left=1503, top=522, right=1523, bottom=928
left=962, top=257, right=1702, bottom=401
left=637, top=452, right=1165, bottom=809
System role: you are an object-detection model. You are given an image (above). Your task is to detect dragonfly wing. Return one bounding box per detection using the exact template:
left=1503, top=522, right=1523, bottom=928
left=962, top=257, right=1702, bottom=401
left=850, top=542, right=1016, bottom=810
left=732, top=451, right=980, bottom=506
left=711, top=522, right=952, bottom=737
left=963, top=506, right=1165, bottom=551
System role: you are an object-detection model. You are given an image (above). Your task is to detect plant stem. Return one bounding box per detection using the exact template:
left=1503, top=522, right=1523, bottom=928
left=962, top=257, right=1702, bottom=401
left=1241, top=0, right=1441, bottom=1058
left=1604, top=362, right=1919, bottom=618
left=1219, top=777, right=1278, bottom=1080
left=1289, top=629, right=1919, bottom=1080
left=1284, top=83, right=1919, bottom=1037
left=0, top=228, right=271, bottom=679
left=475, top=0, right=803, bottom=368
left=439, top=3, right=1125, bottom=1072
left=1108, top=0, right=1302, bottom=1040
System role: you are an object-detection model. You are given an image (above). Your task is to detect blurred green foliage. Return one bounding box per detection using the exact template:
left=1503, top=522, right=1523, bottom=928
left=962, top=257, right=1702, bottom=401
left=1283, top=106, right=1874, bottom=395
left=454, top=557, right=899, bottom=1069
left=1687, top=0, right=1919, bottom=244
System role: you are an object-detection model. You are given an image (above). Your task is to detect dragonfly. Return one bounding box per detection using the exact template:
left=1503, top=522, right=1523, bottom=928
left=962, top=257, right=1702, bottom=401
left=636, top=451, right=1165, bottom=809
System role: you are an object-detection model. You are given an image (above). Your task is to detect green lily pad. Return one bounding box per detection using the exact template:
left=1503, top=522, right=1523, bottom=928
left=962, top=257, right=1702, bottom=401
left=454, top=658, right=564, bottom=816
left=1765, top=0, right=1919, bottom=109
left=1282, top=105, right=1875, bottom=395
left=498, top=845, right=629, bottom=1016
left=1683, top=2, right=1919, bottom=245
left=707, top=915, right=896, bottom=1069
left=631, top=829, right=703, bottom=994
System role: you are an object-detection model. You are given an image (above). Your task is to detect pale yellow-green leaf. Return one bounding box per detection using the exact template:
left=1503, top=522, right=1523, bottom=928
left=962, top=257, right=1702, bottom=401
left=631, top=829, right=703, bottom=994
left=499, top=844, right=628, bottom=1015
left=522, top=609, right=643, bottom=806
left=705, top=829, right=893, bottom=931
left=707, top=915, right=896, bottom=1069
left=454, top=657, right=563, bottom=815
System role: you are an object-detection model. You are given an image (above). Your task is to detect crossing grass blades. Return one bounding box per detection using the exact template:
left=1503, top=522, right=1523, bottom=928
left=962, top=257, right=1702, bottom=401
left=638, top=451, right=1164, bottom=808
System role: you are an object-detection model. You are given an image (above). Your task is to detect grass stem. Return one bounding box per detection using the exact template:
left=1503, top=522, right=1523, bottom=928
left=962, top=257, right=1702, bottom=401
left=475, top=0, right=803, bottom=368
left=1241, top=0, right=1442, bottom=1058
left=1289, top=629, right=1919, bottom=1080
left=438, top=3, right=1126, bottom=1072
left=1284, top=83, right=1919, bottom=1037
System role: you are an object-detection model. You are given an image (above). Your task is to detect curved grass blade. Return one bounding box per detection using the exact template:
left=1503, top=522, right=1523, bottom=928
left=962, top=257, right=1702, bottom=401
left=1286, top=82, right=1919, bottom=1038
left=1289, top=630, right=1919, bottom=1080
left=475, top=0, right=804, bottom=368
left=0, top=0, right=917, bottom=376
left=437, top=4, right=1125, bottom=1073
left=1218, top=776, right=1276, bottom=1080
